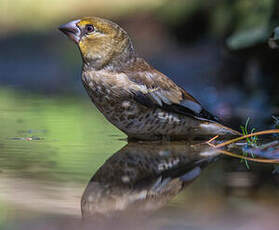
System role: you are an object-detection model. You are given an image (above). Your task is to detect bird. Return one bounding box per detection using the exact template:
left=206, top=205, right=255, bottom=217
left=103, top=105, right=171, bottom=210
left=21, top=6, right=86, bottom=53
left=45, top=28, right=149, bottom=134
left=58, top=17, right=241, bottom=141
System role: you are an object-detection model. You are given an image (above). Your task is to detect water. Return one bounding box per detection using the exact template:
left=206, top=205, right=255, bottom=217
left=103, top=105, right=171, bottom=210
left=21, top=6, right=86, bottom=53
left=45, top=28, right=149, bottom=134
left=1, top=88, right=279, bottom=230
left=0, top=88, right=125, bottom=218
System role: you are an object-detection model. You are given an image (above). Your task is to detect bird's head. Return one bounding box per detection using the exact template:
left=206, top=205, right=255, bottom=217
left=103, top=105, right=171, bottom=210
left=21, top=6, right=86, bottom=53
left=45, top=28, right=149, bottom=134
left=59, top=17, right=135, bottom=70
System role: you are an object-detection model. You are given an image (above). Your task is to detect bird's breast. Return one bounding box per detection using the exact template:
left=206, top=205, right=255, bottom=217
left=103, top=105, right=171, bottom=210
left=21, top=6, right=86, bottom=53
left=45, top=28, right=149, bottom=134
left=81, top=70, right=144, bottom=123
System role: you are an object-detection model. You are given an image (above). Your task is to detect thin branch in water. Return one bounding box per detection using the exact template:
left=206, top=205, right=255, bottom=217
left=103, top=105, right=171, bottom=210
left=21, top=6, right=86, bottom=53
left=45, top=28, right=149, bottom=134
left=206, top=135, right=219, bottom=146
left=210, top=129, right=279, bottom=149
left=217, top=149, right=279, bottom=164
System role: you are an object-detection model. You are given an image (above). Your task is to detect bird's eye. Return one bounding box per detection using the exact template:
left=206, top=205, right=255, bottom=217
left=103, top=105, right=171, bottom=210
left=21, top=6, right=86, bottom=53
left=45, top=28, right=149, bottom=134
left=85, top=24, right=94, bottom=33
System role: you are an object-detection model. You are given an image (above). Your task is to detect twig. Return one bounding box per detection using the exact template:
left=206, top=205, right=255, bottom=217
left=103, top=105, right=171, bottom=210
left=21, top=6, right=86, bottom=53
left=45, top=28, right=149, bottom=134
left=217, top=149, right=279, bottom=164
left=206, top=135, right=219, bottom=146
left=211, top=129, right=279, bottom=148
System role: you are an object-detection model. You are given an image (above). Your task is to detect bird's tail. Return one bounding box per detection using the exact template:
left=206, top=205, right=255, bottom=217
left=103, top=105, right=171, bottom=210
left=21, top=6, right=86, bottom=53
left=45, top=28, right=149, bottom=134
left=199, top=121, right=241, bottom=138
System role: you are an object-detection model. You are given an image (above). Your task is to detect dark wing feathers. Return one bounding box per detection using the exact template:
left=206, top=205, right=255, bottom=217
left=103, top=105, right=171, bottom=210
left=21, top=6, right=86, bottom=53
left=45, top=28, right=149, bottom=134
left=133, top=91, right=156, bottom=108
left=128, top=67, right=219, bottom=122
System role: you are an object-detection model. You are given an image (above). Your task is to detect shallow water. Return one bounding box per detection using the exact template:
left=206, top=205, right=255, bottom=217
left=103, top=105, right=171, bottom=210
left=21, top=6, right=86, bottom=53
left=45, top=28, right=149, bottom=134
left=1, top=88, right=279, bottom=230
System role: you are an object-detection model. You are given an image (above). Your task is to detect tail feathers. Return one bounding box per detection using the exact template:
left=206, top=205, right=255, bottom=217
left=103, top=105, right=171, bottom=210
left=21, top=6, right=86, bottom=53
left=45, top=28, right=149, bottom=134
left=200, top=122, right=241, bottom=138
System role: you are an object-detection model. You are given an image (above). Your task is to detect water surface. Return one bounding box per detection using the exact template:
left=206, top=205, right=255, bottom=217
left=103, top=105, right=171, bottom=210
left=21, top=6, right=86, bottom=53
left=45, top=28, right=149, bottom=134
left=1, top=88, right=279, bottom=230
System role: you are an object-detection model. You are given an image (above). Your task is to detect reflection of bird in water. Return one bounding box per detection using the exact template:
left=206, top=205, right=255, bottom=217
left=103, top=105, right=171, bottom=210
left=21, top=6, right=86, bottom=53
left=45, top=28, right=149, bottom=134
left=81, top=142, right=219, bottom=218
left=59, top=17, right=240, bottom=141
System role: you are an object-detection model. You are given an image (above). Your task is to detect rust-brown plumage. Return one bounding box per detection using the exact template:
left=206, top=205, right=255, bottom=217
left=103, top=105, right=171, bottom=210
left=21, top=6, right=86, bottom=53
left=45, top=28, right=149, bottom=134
left=59, top=17, right=240, bottom=140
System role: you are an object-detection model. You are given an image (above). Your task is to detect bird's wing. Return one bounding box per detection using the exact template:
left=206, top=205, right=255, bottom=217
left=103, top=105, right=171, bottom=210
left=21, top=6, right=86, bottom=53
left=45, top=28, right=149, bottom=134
left=126, top=67, right=219, bottom=122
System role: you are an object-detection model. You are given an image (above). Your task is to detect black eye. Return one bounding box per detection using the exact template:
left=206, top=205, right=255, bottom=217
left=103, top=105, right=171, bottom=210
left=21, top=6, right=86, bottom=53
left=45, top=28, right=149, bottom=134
left=85, top=24, right=94, bottom=33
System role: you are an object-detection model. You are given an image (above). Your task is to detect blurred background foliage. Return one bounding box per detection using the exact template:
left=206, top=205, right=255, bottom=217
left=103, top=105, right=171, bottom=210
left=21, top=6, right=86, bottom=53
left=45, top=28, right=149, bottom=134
left=1, top=0, right=278, bottom=41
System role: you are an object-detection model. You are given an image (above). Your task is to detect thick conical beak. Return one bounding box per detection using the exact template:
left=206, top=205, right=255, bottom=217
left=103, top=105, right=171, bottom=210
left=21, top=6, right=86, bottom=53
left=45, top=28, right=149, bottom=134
left=58, top=19, right=81, bottom=44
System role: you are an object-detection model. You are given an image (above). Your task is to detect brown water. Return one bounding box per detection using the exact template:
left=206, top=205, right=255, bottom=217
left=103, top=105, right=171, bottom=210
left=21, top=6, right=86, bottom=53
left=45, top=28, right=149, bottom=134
left=1, top=88, right=279, bottom=230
